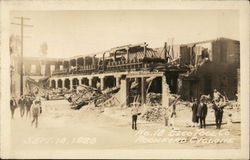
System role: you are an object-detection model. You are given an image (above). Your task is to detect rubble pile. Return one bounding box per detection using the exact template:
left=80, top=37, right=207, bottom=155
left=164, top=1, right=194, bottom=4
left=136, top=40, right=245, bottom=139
left=145, top=92, right=179, bottom=105
left=146, top=93, right=162, bottom=106
left=141, top=105, right=166, bottom=122
left=141, top=93, right=181, bottom=122
left=66, top=85, right=120, bottom=110
left=66, top=85, right=101, bottom=109
left=96, top=94, right=119, bottom=108
left=45, top=88, right=69, bottom=100
left=93, top=87, right=120, bottom=107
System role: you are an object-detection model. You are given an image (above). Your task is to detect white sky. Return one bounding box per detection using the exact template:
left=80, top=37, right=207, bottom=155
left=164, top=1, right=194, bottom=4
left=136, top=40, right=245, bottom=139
left=10, top=10, right=239, bottom=58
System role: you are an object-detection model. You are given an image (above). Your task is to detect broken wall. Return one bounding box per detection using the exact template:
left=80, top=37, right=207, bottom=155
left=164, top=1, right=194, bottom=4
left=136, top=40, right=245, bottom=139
left=180, top=62, right=238, bottom=100
left=178, top=38, right=240, bottom=100
left=212, top=38, right=240, bottom=65
left=180, top=42, right=213, bottom=67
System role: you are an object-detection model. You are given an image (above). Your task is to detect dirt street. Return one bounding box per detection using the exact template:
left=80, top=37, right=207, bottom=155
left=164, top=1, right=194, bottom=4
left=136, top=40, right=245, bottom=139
left=10, top=100, right=241, bottom=152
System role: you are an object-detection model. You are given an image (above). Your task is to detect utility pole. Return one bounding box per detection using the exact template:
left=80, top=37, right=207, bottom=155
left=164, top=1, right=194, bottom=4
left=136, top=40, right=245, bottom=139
left=171, top=38, right=174, bottom=59
left=164, top=42, right=168, bottom=60
left=11, top=17, right=33, bottom=96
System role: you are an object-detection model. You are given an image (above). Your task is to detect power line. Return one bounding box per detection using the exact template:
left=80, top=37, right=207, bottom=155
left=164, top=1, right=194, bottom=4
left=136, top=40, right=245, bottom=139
left=11, top=16, right=33, bottom=96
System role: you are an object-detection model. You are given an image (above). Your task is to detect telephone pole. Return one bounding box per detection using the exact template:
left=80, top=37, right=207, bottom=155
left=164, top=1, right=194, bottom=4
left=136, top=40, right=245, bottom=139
left=11, top=17, right=33, bottom=96
left=164, top=42, right=168, bottom=61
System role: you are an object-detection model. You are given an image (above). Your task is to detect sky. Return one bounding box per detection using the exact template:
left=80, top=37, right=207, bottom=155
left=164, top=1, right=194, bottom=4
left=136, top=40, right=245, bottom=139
left=10, top=10, right=239, bottom=58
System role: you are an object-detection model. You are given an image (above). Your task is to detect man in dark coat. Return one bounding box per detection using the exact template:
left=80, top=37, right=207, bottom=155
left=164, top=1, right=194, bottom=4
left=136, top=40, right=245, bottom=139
left=18, top=95, right=26, bottom=118
left=191, top=98, right=199, bottom=127
left=212, top=98, right=227, bottom=129
left=10, top=97, right=17, bottom=119
left=197, top=97, right=208, bottom=128
left=25, top=96, right=33, bottom=118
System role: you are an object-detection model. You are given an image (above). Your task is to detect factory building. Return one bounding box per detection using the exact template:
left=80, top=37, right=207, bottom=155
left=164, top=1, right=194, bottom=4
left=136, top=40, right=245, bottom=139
left=10, top=37, right=240, bottom=103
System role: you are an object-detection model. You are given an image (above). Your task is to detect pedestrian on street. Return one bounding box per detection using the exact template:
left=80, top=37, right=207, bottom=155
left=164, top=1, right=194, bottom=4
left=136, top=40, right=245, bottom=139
left=10, top=96, right=17, bottom=119
left=197, top=96, right=208, bottom=129
left=212, top=97, right=227, bottom=129
left=131, top=102, right=140, bottom=130
left=31, top=98, right=41, bottom=128
left=25, top=96, right=33, bottom=118
left=18, top=95, right=26, bottom=118
left=191, top=98, right=199, bottom=127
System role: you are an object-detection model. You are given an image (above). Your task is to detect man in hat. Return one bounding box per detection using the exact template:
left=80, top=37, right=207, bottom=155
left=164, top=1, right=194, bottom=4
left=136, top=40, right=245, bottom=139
left=10, top=96, right=17, bottom=119
left=197, top=96, right=208, bottom=128
left=25, top=96, right=33, bottom=118
left=18, top=95, right=26, bottom=118
left=191, top=98, right=199, bottom=127
left=131, top=102, right=140, bottom=130
left=212, top=97, right=227, bottom=129
left=31, top=97, right=41, bottom=128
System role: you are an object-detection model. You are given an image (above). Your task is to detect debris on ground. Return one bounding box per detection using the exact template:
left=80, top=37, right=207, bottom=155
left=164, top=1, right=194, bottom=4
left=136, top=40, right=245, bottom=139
left=141, top=105, right=166, bottom=122
left=28, top=80, right=241, bottom=125
left=146, top=93, right=162, bottom=106
left=141, top=94, right=181, bottom=122
left=65, top=85, right=120, bottom=110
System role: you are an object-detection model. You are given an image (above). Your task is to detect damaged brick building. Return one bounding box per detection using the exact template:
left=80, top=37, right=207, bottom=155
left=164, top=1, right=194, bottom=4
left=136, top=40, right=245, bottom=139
left=10, top=37, right=240, bottom=102
left=175, top=37, right=240, bottom=100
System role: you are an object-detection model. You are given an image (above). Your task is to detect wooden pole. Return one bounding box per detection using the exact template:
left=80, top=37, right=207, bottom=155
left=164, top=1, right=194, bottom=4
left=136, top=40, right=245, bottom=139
left=20, top=17, right=24, bottom=95
left=11, top=17, right=33, bottom=96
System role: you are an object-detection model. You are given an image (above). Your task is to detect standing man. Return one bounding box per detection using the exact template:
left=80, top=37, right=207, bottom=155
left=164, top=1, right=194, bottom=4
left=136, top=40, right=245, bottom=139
left=131, top=102, right=140, bottom=130
left=10, top=97, right=17, bottom=119
left=212, top=97, right=227, bottom=129
left=25, top=96, right=33, bottom=118
left=191, top=98, right=199, bottom=127
left=18, top=95, right=26, bottom=118
left=31, top=98, right=41, bottom=128
left=197, top=96, right=208, bottom=129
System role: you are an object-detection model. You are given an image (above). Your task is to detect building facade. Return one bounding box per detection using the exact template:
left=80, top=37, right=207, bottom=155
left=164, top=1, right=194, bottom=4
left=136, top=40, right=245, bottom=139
left=177, top=37, right=240, bottom=100
left=10, top=37, right=240, bottom=101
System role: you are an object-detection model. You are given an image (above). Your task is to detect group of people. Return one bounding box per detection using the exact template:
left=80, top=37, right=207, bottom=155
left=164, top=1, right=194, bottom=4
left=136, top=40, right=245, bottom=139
left=191, top=96, right=208, bottom=128
left=191, top=89, right=229, bottom=129
left=130, top=89, right=230, bottom=131
left=10, top=93, right=42, bottom=128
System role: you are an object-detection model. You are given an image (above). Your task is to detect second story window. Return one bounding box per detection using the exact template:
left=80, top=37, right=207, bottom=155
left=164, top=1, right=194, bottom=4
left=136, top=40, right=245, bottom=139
left=31, top=64, right=37, bottom=74
left=41, top=65, right=45, bottom=75
left=60, top=65, right=63, bottom=70
left=50, top=65, right=55, bottom=74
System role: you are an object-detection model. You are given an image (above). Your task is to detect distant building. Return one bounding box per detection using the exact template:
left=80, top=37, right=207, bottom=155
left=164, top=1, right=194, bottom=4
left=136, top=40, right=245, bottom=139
left=10, top=54, right=58, bottom=96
